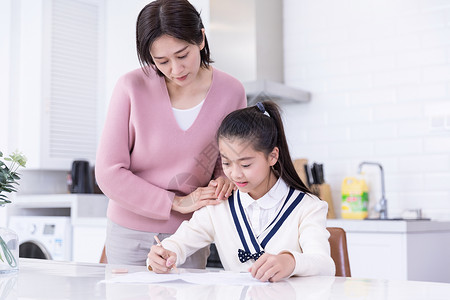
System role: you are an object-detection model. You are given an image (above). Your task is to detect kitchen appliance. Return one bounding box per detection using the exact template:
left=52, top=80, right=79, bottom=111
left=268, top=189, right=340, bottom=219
left=8, top=216, right=72, bottom=261
left=70, top=160, right=93, bottom=193
left=209, top=0, right=311, bottom=104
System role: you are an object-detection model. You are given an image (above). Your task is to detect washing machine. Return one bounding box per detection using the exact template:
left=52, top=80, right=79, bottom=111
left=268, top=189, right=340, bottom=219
left=8, top=216, right=72, bottom=261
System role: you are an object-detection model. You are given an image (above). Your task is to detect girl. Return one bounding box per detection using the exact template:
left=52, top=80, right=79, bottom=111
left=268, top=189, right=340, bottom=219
left=95, top=0, right=246, bottom=267
left=147, top=101, right=335, bottom=282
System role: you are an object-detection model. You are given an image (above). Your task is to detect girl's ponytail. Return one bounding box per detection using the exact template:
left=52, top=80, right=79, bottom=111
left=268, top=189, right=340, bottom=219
left=262, top=102, right=310, bottom=194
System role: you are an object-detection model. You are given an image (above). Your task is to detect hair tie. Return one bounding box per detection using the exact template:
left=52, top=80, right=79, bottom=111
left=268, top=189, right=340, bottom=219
left=256, top=102, right=270, bottom=117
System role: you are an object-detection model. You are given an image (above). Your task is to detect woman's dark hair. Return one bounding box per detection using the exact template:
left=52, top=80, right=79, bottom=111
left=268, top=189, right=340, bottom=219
left=136, top=0, right=212, bottom=76
left=217, top=101, right=311, bottom=194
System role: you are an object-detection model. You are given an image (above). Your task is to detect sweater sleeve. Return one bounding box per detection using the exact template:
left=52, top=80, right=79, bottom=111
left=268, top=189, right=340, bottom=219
left=283, top=195, right=336, bottom=277
left=161, top=206, right=215, bottom=265
left=95, top=75, right=173, bottom=220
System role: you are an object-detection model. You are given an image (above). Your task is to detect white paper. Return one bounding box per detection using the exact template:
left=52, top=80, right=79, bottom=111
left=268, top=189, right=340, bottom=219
left=103, top=271, right=268, bottom=286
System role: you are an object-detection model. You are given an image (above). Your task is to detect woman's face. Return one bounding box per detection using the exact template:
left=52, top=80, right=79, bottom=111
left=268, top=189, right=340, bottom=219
left=219, top=137, right=279, bottom=200
left=150, top=34, right=204, bottom=87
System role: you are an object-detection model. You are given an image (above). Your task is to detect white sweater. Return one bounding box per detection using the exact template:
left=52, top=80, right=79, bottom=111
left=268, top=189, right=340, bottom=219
left=161, top=186, right=336, bottom=277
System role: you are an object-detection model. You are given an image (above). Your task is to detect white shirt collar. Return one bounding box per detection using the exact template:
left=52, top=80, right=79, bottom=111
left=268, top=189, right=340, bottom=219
left=240, top=178, right=289, bottom=209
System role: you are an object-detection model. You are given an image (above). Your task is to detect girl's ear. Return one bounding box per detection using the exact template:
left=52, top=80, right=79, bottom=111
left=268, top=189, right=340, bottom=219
left=200, top=28, right=206, bottom=50
left=269, top=147, right=279, bottom=166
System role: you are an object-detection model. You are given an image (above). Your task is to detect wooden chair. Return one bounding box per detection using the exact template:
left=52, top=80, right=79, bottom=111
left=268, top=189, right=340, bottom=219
left=327, top=227, right=351, bottom=277
left=99, top=245, right=107, bottom=264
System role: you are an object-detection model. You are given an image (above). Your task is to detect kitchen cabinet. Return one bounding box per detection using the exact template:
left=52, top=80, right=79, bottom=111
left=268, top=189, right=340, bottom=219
left=9, top=0, right=105, bottom=170
left=72, top=218, right=107, bottom=263
left=8, top=193, right=108, bottom=263
left=327, top=219, right=450, bottom=283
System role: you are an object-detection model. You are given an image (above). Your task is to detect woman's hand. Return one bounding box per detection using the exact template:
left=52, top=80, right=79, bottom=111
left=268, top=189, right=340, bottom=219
left=147, top=244, right=177, bottom=273
left=249, top=252, right=295, bottom=282
left=209, top=176, right=236, bottom=200
left=171, top=186, right=221, bottom=214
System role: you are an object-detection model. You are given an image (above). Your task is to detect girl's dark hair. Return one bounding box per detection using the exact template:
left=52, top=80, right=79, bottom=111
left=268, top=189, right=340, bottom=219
left=136, top=0, right=213, bottom=76
left=217, top=101, right=311, bottom=194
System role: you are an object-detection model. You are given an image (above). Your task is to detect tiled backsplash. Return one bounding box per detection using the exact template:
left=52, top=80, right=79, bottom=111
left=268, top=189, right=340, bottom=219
left=282, top=0, right=450, bottom=219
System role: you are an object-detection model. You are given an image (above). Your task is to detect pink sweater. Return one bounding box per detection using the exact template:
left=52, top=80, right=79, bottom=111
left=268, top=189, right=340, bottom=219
left=95, top=67, right=246, bottom=233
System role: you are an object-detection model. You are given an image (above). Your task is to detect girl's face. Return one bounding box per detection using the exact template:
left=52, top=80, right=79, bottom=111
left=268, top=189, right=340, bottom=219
left=150, top=33, right=205, bottom=87
left=219, top=137, right=279, bottom=200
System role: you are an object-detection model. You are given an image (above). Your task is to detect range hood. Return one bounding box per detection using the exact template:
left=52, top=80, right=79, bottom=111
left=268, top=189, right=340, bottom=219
left=243, top=80, right=311, bottom=105
left=208, top=0, right=311, bottom=104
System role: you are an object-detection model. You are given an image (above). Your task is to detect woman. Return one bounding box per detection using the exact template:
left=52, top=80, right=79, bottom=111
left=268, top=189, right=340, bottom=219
left=95, top=0, right=246, bottom=267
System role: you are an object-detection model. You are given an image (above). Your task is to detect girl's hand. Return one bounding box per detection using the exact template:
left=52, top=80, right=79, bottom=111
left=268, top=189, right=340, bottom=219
left=147, top=244, right=177, bottom=273
left=172, top=186, right=221, bottom=214
left=209, top=176, right=236, bottom=200
left=249, top=252, right=295, bottom=282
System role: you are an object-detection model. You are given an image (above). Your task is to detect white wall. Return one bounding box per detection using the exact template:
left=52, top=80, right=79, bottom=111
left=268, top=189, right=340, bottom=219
left=102, top=0, right=149, bottom=129
left=0, top=0, right=12, bottom=152
left=1, top=0, right=15, bottom=226
left=283, top=0, right=450, bottom=219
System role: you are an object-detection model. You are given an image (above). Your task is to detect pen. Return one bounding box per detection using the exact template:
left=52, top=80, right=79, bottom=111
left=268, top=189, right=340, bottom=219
left=154, top=235, right=178, bottom=273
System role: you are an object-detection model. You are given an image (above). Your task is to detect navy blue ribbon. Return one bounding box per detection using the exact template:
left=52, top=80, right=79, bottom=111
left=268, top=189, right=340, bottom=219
left=229, top=192, right=251, bottom=253
left=261, top=188, right=295, bottom=233
left=229, top=188, right=305, bottom=263
left=236, top=192, right=263, bottom=253
left=261, top=190, right=305, bottom=248
left=238, top=249, right=265, bottom=263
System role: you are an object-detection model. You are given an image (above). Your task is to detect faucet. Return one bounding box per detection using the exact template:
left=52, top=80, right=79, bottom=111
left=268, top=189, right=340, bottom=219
left=358, top=161, right=388, bottom=219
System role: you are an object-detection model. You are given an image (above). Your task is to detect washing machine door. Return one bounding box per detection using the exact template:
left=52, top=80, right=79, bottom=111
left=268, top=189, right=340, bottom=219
left=19, top=240, right=52, bottom=260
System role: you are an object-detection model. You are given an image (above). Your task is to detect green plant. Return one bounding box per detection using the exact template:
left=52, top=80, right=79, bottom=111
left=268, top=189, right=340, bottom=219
left=0, top=150, right=26, bottom=270
left=0, top=150, right=27, bottom=206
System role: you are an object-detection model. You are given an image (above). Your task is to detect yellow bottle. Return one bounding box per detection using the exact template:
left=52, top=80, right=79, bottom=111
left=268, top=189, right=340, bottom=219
left=341, top=176, right=369, bottom=219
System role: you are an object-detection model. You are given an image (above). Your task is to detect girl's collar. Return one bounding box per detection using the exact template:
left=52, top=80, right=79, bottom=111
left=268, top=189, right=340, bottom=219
left=239, top=178, right=289, bottom=209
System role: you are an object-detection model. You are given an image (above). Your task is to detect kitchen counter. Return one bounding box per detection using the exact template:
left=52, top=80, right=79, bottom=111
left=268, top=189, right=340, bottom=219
left=2, top=258, right=450, bottom=299
left=10, top=194, right=108, bottom=225
left=327, top=218, right=450, bottom=233
left=327, top=218, right=450, bottom=282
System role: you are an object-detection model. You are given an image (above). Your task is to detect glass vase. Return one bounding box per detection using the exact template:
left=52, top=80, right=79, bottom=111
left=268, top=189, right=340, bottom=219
left=0, top=227, right=19, bottom=274
left=0, top=274, right=17, bottom=299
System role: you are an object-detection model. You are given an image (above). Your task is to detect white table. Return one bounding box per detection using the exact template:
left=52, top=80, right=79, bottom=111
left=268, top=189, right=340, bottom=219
left=1, top=258, right=450, bottom=300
